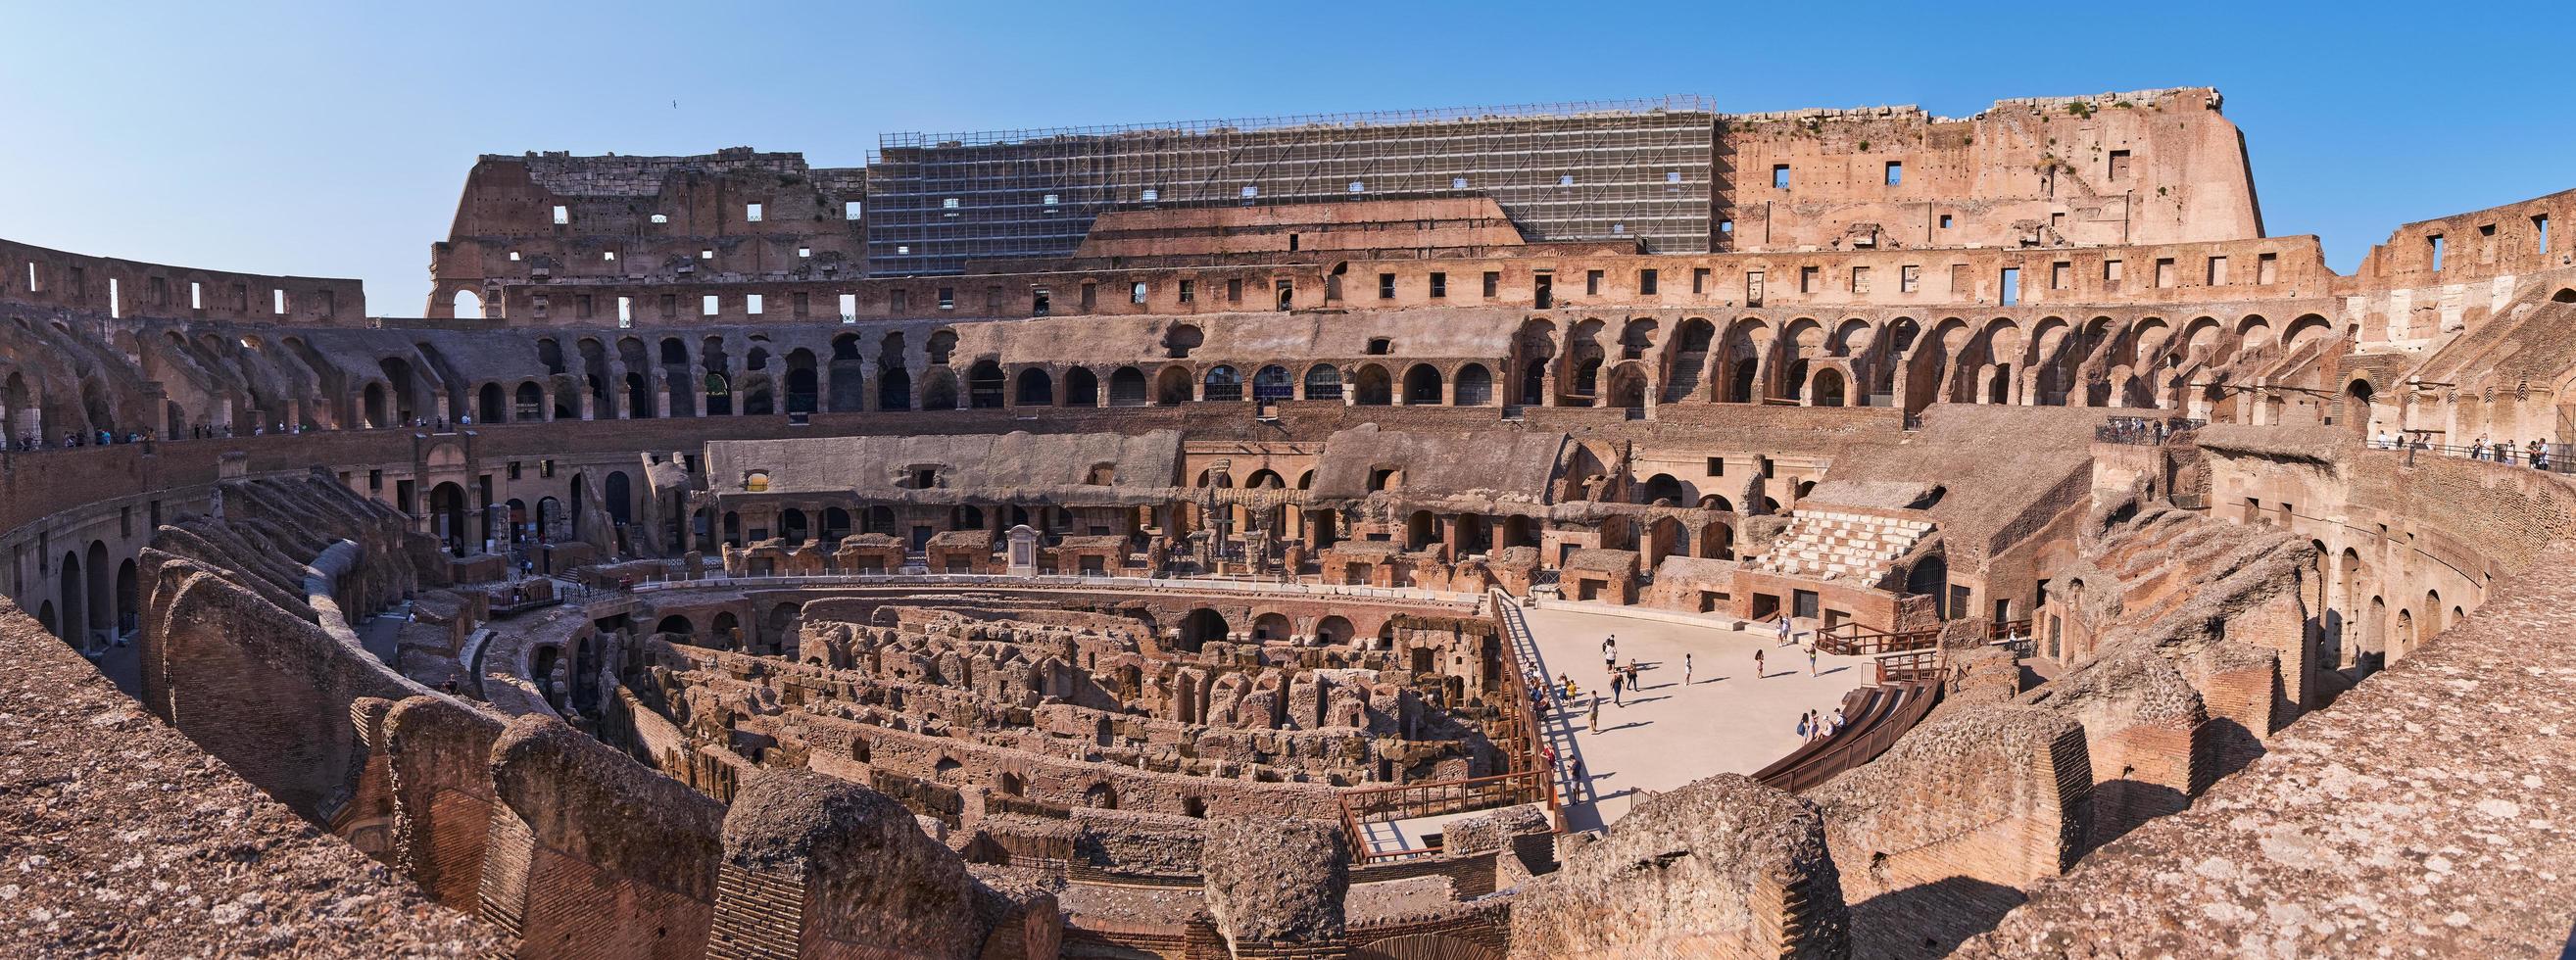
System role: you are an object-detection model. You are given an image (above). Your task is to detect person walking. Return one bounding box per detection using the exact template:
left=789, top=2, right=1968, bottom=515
left=1808, top=643, right=1820, bottom=677
left=1775, top=617, right=1792, bottom=648
left=1682, top=651, right=1693, bottom=686
left=1610, top=671, right=1624, bottom=706
left=1754, top=648, right=1767, bottom=678
left=1588, top=693, right=1602, bottom=733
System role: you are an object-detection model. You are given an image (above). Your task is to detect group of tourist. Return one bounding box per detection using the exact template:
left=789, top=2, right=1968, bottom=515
left=2, top=413, right=488, bottom=456
left=1795, top=706, right=1846, bottom=742
left=2461, top=436, right=2554, bottom=469
left=14, top=429, right=150, bottom=451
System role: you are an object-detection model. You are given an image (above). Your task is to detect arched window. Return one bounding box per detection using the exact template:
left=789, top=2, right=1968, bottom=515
left=1251, top=364, right=1294, bottom=402
left=1202, top=365, right=1242, bottom=402
left=1453, top=363, right=1493, bottom=406
left=1302, top=364, right=1343, bottom=401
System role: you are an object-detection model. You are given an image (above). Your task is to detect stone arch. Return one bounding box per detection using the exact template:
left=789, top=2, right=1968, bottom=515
left=1108, top=366, right=1148, bottom=407
left=1811, top=366, right=1847, bottom=407
left=1062, top=366, right=1098, bottom=407
left=1314, top=615, right=1354, bottom=645
left=1352, top=364, right=1393, bottom=406
left=1178, top=608, right=1229, bottom=652
left=1453, top=363, right=1494, bottom=407
left=1013, top=367, right=1053, bottom=407
left=1153, top=365, right=1194, bottom=406
left=1251, top=612, right=1293, bottom=642
left=1401, top=363, right=1443, bottom=405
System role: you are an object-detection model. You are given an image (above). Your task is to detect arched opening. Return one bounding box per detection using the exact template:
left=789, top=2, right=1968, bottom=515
left=1456, top=514, right=1492, bottom=555
left=1014, top=367, right=1053, bottom=407
left=710, top=611, right=741, bottom=649
left=362, top=382, right=387, bottom=429
left=784, top=367, right=818, bottom=414
left=656, top=615, right=692, bottom=638
left=1303, top=364, right=1343, bottom=402
left=1811, top=367, right=1847, bottom=408
left=1640, top=474, right=1688, bottom=504
left=428, top=482, right=469, bottom=556
left=1202, top=365, right=1242, bottom=402
left=1178, top=608, right=1229, bottom=652
left=1352, top=365, right=1392, bottom=406
left=1699, top=521, right=1734, bottom=559
left=1108, top=366, right=1149, bottom=407
left=1402, top=364, right=1443, bottom=405
left=922, top=370, right=958, bottom=409
left=967, top=360, right=1007, bottom=408
left=1502, top=514, right=1537, bottom=550
left=477, top=383, right=506, bottom=423
left=1453, top=363, right=1494, bottom=407
left=453, top=289, right=484, bottom=319
left=1252, top=364, right=1294, bottom=404
left=55, top=551, right=84, bottom=651
left=878, top=367, right=912, bottom=411
left=624, top=372, right=653, bottom=418
left=604, top=471, right=633, bottom=526
left=1081, top=784, right=1119, bottom=810
left=82, top=542, right=110, bottom=651
left=821, top=507, right=852, bottom=544
left=2342, top=379, right=2374, bottom=439
left=1251, top=612, right=1293, bottom=642
left=514, top=382, right=544, bottom=421
left=1154, top=366, right=1194, bottom=406
left=779, top=508, right=809, bottom=545
left=1406, top=510, right=1436, bottom=551
left=1313, top=616, right=1353, bottom=645
left=114, top=557, right=138, bottom=642
left=1063, top=367, right=1098, bottom=407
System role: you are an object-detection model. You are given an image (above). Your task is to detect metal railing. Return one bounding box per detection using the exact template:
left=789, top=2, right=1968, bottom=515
left=2393, top=439, right=2576, bottom=475
left=2094, top=415, right=2206, bottom=446
left=617, top=570, right=1487, bottom=606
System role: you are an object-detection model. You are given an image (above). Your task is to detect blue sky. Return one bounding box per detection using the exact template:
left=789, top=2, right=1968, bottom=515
left=4, top=1, right=2571, bottom=313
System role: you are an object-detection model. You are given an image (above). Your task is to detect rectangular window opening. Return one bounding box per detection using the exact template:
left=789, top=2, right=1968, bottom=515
left=1999, top=267, right=2020, bottom=306
left=1884, top=161, right=1903, bottom=186
left=1772, top=165, right=1790, bottom=189
left=2109, top=150, right=2132, bottom=181
left=1638, top=268, right=1657, bottom=295
left=1482, top=271, right=1500, bottom=298
left=1429, top=272, right=1447, bottom=298
left=746, top=203, right=763, bottom=222
left=551, top=205, right=568, bottom=225
left=703, top=294, right=720, bottom=316
left=1379, top=272, right=1396, bottom=299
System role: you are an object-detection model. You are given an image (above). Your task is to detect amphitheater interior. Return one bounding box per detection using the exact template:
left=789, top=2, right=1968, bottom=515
left=7, top=87, right=2576, bottom=958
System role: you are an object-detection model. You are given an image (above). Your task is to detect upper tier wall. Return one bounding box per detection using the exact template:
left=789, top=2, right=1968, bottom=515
left=0, top=236, right=365, bottom=325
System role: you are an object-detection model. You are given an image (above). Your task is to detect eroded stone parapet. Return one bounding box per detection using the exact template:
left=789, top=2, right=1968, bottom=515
left=1808, top=704, right=2089, bottom=959
left=481, top=712, right=725, bottom=958
left=1200, top=816, right=1352, bottom=951
left=1509, top=773, right=1848, bottom=960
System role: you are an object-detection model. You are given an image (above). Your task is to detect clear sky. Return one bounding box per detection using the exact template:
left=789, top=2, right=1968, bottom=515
left=4, top=1, right=2571, bottom=314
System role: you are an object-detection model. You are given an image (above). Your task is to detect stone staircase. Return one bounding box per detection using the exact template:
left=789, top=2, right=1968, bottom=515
left=1753, top=510, right=1933, bottom=583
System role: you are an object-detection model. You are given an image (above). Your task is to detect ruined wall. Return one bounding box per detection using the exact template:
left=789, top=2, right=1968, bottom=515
left=1721, top=88, right=2260, bottom=253
left=1510, top=774, right=1848, bottom=959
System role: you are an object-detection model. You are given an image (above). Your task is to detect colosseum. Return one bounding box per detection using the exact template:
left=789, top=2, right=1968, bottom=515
left=4, top=88, right=2571, bottom=957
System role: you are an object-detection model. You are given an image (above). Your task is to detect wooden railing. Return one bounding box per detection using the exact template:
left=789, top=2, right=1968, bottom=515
left=1751, top=681, right=1941, bottom=793
left=1817, top=621, right=1940, bottom=656
left=1873, top=648, right=1944, bottom=685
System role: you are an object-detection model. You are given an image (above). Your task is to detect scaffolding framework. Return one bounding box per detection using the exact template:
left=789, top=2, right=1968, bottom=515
left=865, top=97, right=1718, bottom=275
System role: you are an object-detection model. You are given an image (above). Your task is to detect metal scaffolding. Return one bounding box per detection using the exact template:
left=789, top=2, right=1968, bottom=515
left=865, top=97, right=1719, bottom=275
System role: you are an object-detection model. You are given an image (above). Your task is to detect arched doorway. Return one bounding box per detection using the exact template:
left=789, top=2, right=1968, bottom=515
left=428, top=482, right=469, bottom=556
left=1812, top=367, right=1847, bottom=407
left=1179, top=608, right=1229, bottom=652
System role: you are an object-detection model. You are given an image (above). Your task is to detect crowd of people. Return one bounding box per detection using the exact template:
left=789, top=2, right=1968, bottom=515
left=2375, top=430, right=2562, bottom=470
left=0, top=414, right=490, bottom=455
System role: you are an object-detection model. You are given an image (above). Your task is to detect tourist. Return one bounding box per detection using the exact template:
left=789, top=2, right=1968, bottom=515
left=1602, top=635, right=1617, bottom=673
left=1754, top=648, right=1766, bottom=678
left=1795, top=711, right=1812, bottom=741
left=1682, top=651, right=1693, bottom=685
left=1808, top=644, right=1819, bottom=676
left=1775, top=617, right=1792, bottom=647
left=1587, top=694, right=1601, bottom=733
left=1829, top=706, right=1846, bottom=734
left=1610, top=672, right=1624, bottom=706
left=1625, top=659, right=1639, bottom=691
left=1560, top=674, right=1577, bottom=700
left=2472, top=438, right=2488, bottom=460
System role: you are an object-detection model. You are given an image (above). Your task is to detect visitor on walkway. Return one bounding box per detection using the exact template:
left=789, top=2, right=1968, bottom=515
left=1808, top=644, right=1819, bottom=676
left=1624, top=659, right=1639, bottom=691
left=1754, top=648, right=1766, bottom=678
left=1602, top=636, right=1617, bottom=673
left=1610, top=672, right=1624, bottom=706
left=1796, top=711, right=1813, bottom=741
left=1682, top=652, right=1693, bottom=685
left=1776, top=617, right=1793, bottom=647
left=1588, top=694, right=1602, bottom=733
left=1829, top=706, right=1847, bottom=734
left=1560, top=674, right=1576, bottom=700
